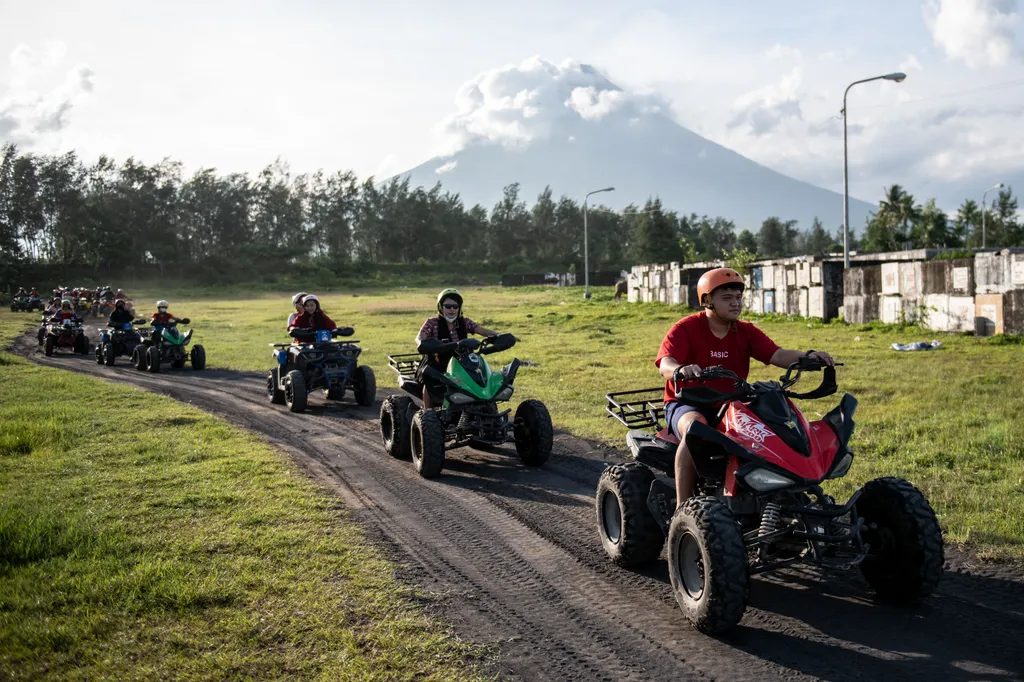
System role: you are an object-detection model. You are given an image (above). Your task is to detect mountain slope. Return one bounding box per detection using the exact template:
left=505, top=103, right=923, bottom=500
left=386, top=57, right=875, bottom=233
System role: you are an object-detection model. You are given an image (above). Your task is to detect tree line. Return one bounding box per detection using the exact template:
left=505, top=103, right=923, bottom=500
left=1, top=143, right=1020, bottom=286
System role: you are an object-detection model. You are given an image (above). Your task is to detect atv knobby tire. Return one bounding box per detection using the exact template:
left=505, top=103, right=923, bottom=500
left=132, top=346, right=146, bottom=371
left=44, top=336, right=54, bottom=357
left=267, top=368, right=286, bottom=405
left=596, top=463, right=664, bottom=568
left=856, top=476, right=944, bottom=605
left=95, top=343, right=105, bottom=364
left=380, top=395, right=413, bottom=459
left=146, top=346, right=161, bottom=373
left=285, top=369, right=308, bottom=413
left=411, top=409, right=445, bottom=478
left=74, top=334, right=88, bottom=355
left=513, top=399, right=553, bottom=466
left=105, top=342, right=116, bottom=366
left=354, top=365, right=376, bottom=406
left=190, top=344, right=206, bottom=370
left=668, top=496, right=749, bottom=635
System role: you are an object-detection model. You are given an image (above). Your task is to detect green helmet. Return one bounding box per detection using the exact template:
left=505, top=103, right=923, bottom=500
left=436, top=288, right=464, bottom=317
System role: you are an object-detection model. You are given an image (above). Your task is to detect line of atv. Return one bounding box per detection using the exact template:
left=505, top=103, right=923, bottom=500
left=33, top=314, right=206, bottom=373
left=263, top=328, right=553, bottom=479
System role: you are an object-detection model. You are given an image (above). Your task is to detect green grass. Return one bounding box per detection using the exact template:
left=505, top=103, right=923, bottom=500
left=0, top=311, right=491, bottom=681
left=118, top=284, right=1024, bottom=560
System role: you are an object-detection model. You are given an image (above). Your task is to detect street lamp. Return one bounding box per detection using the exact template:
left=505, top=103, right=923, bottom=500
left=583, top=186, right=615, bottom=299
left=982, top=183, right=1004, bottom=249
left=842, top=71, right=906, bottom=267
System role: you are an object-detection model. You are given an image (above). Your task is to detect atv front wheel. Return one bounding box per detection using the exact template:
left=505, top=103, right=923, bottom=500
left=95, top=343, right=105, bottom=364
left=856, top=476, right=944, bottom=605
left=44, top=336, right=54, bottom=357
left=74, top=334, right=88, bottom=355
left=267, top=368, right=285, bottom=405
left=146, top=346, right=161, bottom=373
left=354, top=365, right=376, bottom=406
left=596, top=463, right=665, bottom=568
left=105, top=342, right=116, bottom=366
left=668, top=496, right=749, bottom=635
left=132, top=346, right=146, bottom=371
left=380, top=395, right=413, bottom=459
left=285, top=370, right=308, bottom=413
left=411, top=409, right=445, bottom=478
left=513, top=399, right=553, bottom=466
left=190, top=344, right=206, bottom=370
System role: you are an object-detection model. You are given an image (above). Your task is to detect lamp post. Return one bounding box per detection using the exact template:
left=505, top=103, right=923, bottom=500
left=583, top=186, right=615, bottom=299
left=842, top=71, right=906, bottom=268
left=982, top=183, right=1004, bottom=249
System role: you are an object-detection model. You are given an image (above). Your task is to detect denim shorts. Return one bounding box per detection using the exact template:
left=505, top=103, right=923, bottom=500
left=665, top=400, right=722, bottom=439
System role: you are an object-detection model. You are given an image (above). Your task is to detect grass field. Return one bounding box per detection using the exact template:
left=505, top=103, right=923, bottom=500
left=0, top=311, right=490, bottom=681
left=113, top=284, right=1024, bottom=560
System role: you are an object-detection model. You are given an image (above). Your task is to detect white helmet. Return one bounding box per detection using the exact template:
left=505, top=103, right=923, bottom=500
left=156, top=300, right=169, bottom=309
left=303, top=294, right=319, bottom=305
left=292, top=292, right=307, bottom=305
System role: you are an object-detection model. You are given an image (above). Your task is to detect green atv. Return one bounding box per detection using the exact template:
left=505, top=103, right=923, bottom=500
left=381, top=333, right=553, bottom=478
left=131, top=318, right=206, bottom=373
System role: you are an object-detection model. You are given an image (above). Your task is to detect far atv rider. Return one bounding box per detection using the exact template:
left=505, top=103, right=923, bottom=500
left=149, top=300, right=183, bottom=343
left=413, top=288, right=501, bottom=409
left=655, top=267, right=836, bottom=513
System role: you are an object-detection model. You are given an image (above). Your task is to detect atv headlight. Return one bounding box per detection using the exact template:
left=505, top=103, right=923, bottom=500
left=448, top=392, right=474, bottom=404
left=494, top=386, right=513, bottom=401
left=826, top=452, right=854, bottom=479
left=742, top=468, right=796, bottom=492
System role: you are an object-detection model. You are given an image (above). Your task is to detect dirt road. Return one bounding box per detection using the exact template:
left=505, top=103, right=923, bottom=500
left=14, top=334, right=1024, bottom=681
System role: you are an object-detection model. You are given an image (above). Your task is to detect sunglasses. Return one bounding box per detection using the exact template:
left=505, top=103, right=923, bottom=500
left=442, top=303, right=460, bottom=310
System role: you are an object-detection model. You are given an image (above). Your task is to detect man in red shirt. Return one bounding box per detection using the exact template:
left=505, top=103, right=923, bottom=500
left=655, top=268, right=835, bottom=510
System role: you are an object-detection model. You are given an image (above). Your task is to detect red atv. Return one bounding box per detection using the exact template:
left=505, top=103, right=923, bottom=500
left=43, top=318, right=90, bottom=357
left=597, top=358, right=944, bottom=635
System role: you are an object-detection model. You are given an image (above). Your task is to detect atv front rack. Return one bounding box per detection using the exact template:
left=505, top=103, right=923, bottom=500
left=388, top=353, right=420, bottom=378
left=605, top=387, right=666, bottom=430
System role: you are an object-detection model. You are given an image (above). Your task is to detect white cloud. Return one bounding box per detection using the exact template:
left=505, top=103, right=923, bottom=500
left=765, top=44, right=801, bottom=60
left=0, top=42, right=94, bottom=146
left=433, top=55, right=668, bottom=155
left=900, top=53, right=925, bottom=72
left=726, top=67, right=804, bottom=136
left=923, top=0, right=1021, bottom=67
left=434, top=159, right=457, bottom=174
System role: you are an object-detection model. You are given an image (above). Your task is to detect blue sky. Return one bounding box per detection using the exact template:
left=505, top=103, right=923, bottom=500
left=2, top=0, right=1022, bottom=214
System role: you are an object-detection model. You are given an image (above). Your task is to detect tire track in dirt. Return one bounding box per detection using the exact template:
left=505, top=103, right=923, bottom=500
left=14, top=334, right=1024, bottom=681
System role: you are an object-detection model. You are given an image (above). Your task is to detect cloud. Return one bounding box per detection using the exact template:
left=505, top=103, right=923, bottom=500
left=765, top=44, right=801, bottom=60
left=0, top=42, right=94, bottom=147
left=433, top=55, right=669, bottom=155
left=923, top=0, right=1021, bottom=67
left=726, top=67, right=804, bottom=136
left=899, top=53, right=924, bottom=72
left=434, top=160, right=457, bottom=174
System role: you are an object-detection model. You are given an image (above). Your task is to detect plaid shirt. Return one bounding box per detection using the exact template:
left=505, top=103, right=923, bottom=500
left=417, top=316, right=479, bottom=342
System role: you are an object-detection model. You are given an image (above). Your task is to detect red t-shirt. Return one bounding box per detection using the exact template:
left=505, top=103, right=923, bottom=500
left=655, top=311, right=780, bottom=404
left=151, top=312, right=175, bottom=324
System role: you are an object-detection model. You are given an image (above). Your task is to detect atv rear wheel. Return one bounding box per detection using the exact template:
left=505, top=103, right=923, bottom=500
left=596, top=463, right=664, bottom=568
left=410, top=409, right=445, bottom=478
left=285, top=370, right=308, bottom=413
left=668, top=496, right=749, bottom=635
left=267, top=368, right=286, bottom=405
left=354, top=365, right=376, bottom=406
left=513, top=399, right=553, bottom=466
left=105, top=342, right=116, bottom=366
left=190, top=344, right=206, bottom=370
left=856, top=476, right=944, bottom=605
left=380, top=395, right=413, bottom=459
left=44, top=335, right=54, bottom=357
left=146, top=346, right=161, bottom=373
left=324, top=386, right=345, bottom=400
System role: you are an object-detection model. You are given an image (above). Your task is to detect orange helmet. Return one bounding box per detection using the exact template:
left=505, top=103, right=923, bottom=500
left=697, top=268, right=745, bottom=307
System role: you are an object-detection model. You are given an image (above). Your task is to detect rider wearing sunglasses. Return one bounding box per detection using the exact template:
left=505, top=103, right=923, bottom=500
left=414, top=288, right=501, bottom=408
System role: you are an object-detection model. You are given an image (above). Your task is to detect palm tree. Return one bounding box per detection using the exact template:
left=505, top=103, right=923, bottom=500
left=956, top=199, right=980, bottom=247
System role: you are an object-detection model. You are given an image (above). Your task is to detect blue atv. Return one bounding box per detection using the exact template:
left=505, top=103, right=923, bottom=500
left=266, top=327, right=376, bottom=413
left=95, top=318, right=147, bottom=366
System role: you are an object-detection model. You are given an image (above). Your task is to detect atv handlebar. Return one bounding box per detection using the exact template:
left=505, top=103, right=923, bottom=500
left=416, top=332, right=516, bottom=357
left=672, top=356, right=843, bottom=404
left=288, top=326, right=354, bottom=340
